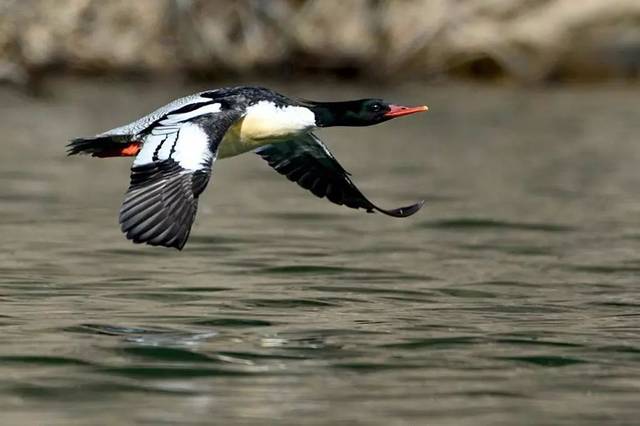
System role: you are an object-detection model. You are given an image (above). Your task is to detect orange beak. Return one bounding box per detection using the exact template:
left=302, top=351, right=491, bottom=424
left=384, top=104, right=429, bottom=118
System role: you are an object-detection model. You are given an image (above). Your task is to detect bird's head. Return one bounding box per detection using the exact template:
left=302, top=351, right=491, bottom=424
left=308, top=98, right=428, bottom=127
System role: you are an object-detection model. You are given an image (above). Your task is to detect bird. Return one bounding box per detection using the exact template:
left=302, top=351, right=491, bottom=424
left=67, top=86, right=428, bottom=250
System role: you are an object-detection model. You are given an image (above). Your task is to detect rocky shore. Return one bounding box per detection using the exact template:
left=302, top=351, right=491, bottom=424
left=1, top=0, right=640, bottom=85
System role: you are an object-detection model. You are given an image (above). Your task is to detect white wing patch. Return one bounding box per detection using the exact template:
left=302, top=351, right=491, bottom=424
left=133, top=134, right=164, bottom=165
left=171, top=123, right=213, bottom=170
left=133, top=102, right=222, bottom=169
left=134, top=123, right=212, bottom=170
left=155, top=131, right=179, bottom=160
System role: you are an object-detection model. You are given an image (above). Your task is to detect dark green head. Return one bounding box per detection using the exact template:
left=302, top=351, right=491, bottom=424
left=308, top=99, right=428, bottom=127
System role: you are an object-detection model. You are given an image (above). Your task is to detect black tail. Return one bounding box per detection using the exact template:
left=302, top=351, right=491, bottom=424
left=67, top=135, right=133, bottom=157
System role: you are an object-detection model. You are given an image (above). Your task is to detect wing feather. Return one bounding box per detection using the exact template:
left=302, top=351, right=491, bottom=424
left=120, top=108, right=241, bottom=249
left=256, top=133, right=424, bottom=218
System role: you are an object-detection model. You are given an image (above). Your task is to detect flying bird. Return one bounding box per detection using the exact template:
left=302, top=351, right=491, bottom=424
left=68, top=86, right=428, bottom=250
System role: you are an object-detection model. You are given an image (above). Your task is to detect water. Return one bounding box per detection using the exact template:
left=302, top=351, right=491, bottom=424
left=1, top=79, right=639, bottom=425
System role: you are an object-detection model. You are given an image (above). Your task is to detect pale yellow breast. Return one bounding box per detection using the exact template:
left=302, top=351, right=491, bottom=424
left=217, top=118, right=272, bottom=159
left=217, top=102, right=316, bottom=159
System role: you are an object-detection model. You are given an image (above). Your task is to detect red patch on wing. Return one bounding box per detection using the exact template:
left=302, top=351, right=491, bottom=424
left=94, top=142, right=141, bottom=158
left=120, top=143, right=141, bottom=156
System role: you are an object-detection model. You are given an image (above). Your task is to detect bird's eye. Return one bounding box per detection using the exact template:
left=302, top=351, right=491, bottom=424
left=369, top=103, right=383, bottom=112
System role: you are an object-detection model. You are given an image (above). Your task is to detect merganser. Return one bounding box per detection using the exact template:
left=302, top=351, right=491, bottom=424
left=68, top=86, right=428, bottom=250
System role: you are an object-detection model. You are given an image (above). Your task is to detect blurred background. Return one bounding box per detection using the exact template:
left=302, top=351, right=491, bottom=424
left=2, top=1, right=640, bottom=425
left=1, top=0, right=640, bottom=86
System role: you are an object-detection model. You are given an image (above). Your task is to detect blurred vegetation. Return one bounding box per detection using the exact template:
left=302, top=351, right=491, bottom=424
left=1, top=0, right=640, bottom=85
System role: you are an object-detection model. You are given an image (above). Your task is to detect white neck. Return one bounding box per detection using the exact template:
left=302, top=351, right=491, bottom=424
left=239, top=101, right=316, bottom=140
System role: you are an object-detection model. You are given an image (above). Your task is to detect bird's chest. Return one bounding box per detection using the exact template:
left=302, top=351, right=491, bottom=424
left=217, top=119, right=273, bottom=159
left=217, top=102, right=316, bottom=159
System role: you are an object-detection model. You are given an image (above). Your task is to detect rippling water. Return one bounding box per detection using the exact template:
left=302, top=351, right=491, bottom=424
left=1, top=79, right=639, bottom=425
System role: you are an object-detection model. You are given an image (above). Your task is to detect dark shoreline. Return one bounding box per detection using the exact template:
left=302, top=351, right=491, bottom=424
left=2, top=1, right=640, bottom=87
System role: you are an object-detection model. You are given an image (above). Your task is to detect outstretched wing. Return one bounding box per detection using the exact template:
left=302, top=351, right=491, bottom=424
left=120, top=108, right=241, bottom=249
left=67, top=91, right=230, bottom=156
left=255, top=133, right=424, bottom=217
